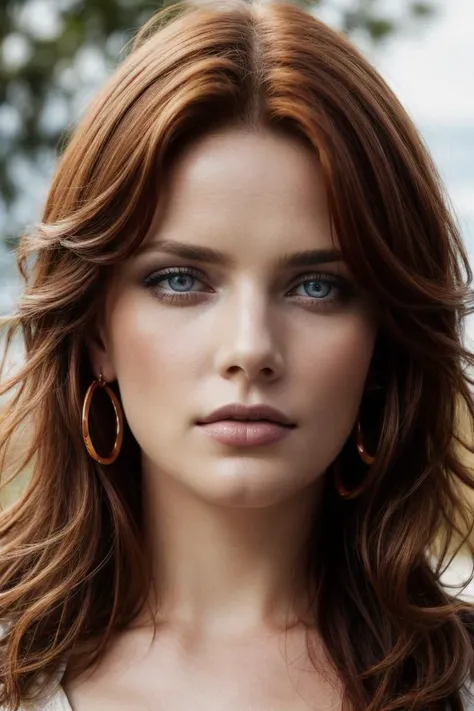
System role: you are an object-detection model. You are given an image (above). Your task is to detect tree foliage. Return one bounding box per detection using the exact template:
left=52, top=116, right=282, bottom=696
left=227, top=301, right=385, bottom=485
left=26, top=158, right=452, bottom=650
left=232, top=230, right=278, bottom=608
left=0, top=0, right=436, bottom=243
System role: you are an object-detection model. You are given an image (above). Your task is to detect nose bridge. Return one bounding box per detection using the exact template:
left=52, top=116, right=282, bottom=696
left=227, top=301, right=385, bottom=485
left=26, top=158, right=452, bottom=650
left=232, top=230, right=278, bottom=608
left=235, top=282, right=272, bottom=344
left=215, top=279, right=284, bottom=381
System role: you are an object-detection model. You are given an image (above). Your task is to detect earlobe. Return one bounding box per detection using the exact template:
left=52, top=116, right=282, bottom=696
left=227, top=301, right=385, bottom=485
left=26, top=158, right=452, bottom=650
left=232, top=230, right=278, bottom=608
left=86, top=327, right=117, bottom=383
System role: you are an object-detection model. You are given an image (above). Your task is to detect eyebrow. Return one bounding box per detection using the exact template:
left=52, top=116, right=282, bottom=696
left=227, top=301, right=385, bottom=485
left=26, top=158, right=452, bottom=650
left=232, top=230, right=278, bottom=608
left=138, top=239, right=343, bottom=269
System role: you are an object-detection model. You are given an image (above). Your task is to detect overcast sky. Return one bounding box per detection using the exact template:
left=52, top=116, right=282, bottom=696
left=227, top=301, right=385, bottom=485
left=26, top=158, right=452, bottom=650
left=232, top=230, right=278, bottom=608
left=315, top=0, right=473, bottom=126
left=369, top=0, right=474, bottom=126
left=4, top=0, right=473, bottom=128
left=2, top=0, right=473, bottom=235
left=1, top=0, right=473, bottom=324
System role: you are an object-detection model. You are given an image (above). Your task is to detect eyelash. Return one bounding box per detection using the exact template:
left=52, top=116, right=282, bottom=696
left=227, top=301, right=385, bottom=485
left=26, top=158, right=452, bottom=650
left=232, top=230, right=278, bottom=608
left=142, top=266, right=353, bottom=308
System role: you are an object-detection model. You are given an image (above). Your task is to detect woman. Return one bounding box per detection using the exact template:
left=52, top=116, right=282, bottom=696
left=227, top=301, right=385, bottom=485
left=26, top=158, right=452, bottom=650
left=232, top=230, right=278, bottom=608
left=1, top=0, right=474, bottom=708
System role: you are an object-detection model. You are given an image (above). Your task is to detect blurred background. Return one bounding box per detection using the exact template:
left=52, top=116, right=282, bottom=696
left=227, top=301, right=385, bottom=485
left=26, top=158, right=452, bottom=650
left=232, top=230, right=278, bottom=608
left=0, top=0, right=473, bottom=591
left=1, top=0, right=473, bottom=318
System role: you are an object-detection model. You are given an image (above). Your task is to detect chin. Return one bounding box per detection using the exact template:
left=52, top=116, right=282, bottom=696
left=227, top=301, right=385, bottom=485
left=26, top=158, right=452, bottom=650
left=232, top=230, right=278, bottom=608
left=182, top=460, right=309, bottom=508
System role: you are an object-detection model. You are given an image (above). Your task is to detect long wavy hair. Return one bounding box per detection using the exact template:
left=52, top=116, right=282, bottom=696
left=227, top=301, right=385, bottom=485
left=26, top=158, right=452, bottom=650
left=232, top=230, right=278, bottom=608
left=1, top=1, right=474, bottom=709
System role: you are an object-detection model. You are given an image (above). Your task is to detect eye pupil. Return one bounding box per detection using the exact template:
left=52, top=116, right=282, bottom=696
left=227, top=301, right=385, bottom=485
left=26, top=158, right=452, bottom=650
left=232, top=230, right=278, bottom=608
left=305, top=280, right=331, bottom=298
left=170, top=275, right=193, bottom=291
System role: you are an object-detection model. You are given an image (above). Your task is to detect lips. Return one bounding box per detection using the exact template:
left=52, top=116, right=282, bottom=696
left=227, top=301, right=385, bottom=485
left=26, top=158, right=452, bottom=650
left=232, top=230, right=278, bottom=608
left=197, top=403, right=296, bottom=427
left=197, top=420, right=293, bottom=447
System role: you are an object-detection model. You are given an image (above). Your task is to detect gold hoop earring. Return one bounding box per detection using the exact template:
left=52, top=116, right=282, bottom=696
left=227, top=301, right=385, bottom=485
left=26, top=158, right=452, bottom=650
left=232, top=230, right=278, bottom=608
left=82, top=371, right=123, bottom=465
left=333, top=419, right=376, bottom=499
left=356, top=420, right=376, bottom=465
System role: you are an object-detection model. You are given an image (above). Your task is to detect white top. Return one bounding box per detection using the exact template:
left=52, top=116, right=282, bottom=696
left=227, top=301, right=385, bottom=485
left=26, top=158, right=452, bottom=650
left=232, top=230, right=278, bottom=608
left=10, top=661, right=71, bottom=711
left=23, top=686, right=71, bottom=711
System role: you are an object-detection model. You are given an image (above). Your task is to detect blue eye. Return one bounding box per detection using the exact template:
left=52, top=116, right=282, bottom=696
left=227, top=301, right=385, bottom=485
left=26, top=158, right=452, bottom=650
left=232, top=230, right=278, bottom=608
left=143, top=267, right=352, bottom=308
left=165, top=273, right=196, bottom=292
left=143, top=267, right=205, bottom=293
left=297, top=279, right=333, bottom=299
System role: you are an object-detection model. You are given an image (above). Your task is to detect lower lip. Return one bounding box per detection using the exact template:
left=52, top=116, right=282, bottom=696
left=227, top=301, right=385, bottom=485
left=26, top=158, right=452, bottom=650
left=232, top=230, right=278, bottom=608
left=196, top=420, right=294, bottom=447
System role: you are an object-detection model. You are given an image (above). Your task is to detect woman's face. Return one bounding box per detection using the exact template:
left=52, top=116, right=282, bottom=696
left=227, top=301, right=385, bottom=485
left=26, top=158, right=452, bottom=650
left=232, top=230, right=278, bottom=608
left=91, top=126, right=377, bottom=507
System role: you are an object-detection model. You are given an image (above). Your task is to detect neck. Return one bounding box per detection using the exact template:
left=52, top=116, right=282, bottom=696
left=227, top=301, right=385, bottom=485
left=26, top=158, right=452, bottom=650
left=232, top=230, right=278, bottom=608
left=140, top=457, right=324, bottom=639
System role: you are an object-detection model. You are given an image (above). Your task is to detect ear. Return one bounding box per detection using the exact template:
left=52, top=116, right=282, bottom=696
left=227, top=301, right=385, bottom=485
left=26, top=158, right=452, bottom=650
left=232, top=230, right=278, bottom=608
left=86, top=323, right=117, bottom=383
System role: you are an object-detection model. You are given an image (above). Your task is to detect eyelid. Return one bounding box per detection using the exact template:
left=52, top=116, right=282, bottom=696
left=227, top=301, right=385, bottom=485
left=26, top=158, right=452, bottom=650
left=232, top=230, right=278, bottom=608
left=289, top=270, right=344, bottom=283
left=143, top=265, right=207, bottom=286
left=142, top=267, right=354, bottom=301
left=287, top=270, right=351, bottom=292
left=143, top=265, right=347, bottom=284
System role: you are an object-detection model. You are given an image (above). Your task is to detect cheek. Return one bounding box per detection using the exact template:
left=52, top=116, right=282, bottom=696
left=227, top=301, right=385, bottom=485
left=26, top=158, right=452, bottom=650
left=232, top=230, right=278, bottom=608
left=104, top=295, right=203, bottom=454
left=298, top=313, right=376, bottom=436
left=107, top=295, right=201, bottom=395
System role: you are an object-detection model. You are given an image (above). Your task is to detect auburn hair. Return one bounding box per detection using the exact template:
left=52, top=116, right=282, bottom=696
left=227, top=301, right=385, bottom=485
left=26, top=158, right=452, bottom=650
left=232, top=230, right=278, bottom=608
left=1, top=1, right=474, bottom=709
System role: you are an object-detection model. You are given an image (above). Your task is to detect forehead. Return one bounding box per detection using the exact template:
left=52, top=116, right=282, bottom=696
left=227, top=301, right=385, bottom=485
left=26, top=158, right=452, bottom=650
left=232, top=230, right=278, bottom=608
left=143, top=126, right=337, bottom=258
left=165, top=127, right=327, bottom=212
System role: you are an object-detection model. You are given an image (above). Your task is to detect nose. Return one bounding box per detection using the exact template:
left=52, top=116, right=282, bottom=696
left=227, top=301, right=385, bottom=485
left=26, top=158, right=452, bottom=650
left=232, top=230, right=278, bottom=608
left=214, top=286, right=285, bottom=385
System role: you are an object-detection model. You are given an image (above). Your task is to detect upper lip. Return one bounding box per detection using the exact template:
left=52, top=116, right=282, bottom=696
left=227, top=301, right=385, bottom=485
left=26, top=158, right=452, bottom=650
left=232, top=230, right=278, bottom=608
left=197, top=403, right=296, bottom=427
